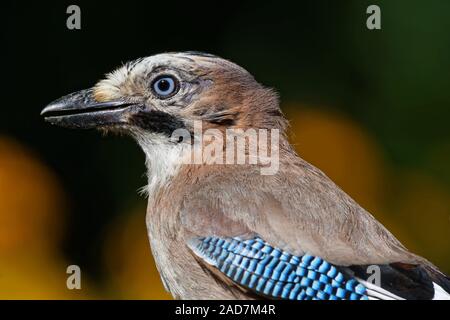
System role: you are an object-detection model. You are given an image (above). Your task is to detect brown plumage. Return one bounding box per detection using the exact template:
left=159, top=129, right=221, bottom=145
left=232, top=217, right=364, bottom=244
left=42, top=52, right=450, bottom=300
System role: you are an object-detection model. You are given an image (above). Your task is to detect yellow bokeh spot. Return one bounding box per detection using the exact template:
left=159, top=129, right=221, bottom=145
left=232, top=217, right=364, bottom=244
left=103, top=205, right=172, bottom=299
left=392, top=172, right=450, bottom=273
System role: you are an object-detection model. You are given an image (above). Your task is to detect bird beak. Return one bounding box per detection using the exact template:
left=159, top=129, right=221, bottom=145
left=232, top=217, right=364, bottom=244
left=41, top=88, right=139, bottom=129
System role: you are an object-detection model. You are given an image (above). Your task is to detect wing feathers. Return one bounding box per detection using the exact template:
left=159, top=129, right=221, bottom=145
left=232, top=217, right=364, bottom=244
left=433, top=283, right=450, bottom=300
left=188, top=236, right=368, bottom=300
left=188, top=235, right=450, bottom=300
left=356, top=278, right=403, bottom=300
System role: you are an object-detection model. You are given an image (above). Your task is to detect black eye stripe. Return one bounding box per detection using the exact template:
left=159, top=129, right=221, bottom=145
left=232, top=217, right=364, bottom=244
left=151, top=75, right=180, bottom=99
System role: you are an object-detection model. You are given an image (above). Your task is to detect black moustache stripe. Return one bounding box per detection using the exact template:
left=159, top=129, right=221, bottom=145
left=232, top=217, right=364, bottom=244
left=130, top=111, right=186, bottom=136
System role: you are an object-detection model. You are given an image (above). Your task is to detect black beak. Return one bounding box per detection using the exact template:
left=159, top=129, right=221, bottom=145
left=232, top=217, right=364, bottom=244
left=41, top=89, right=139, bottom=129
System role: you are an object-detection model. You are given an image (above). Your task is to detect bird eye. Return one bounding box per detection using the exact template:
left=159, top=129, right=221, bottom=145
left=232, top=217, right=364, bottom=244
left=151, top=75, right=179, bottom=98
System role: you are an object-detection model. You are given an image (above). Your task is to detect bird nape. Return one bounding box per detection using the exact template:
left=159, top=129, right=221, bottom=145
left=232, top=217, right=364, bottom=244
left=41, top=51, right=450, bottom=300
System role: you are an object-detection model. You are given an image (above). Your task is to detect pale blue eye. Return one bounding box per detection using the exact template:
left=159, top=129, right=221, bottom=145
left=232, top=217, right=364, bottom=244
left=152, top=76, right=178, bottom=98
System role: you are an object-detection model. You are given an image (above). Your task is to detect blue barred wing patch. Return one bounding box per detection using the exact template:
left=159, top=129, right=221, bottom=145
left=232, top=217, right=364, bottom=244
left=188, top=236, right=368, bottom=300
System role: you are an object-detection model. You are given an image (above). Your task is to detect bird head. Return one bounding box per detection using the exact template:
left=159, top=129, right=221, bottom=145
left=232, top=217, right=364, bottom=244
left=41, top=52, right=285, bottom=140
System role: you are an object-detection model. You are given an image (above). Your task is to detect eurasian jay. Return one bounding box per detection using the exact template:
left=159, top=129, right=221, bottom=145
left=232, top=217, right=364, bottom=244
left=41, top=52, right=450, bottom=300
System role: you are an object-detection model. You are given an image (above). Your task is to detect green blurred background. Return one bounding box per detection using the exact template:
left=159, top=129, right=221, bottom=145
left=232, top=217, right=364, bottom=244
left=1, top=0, right=449, bottom=299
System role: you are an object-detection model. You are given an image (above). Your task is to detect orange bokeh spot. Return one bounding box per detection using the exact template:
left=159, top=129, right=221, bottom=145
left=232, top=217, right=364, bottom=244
left=0, top=136, right=95, bottom=299
left=286, top=106, right=387, bottom=213
left=0, top=136, right=65, bottom=253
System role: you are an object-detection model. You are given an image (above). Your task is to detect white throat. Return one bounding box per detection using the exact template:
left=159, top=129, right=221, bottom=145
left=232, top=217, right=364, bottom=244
left=136, top=133, right=186, bottom=198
